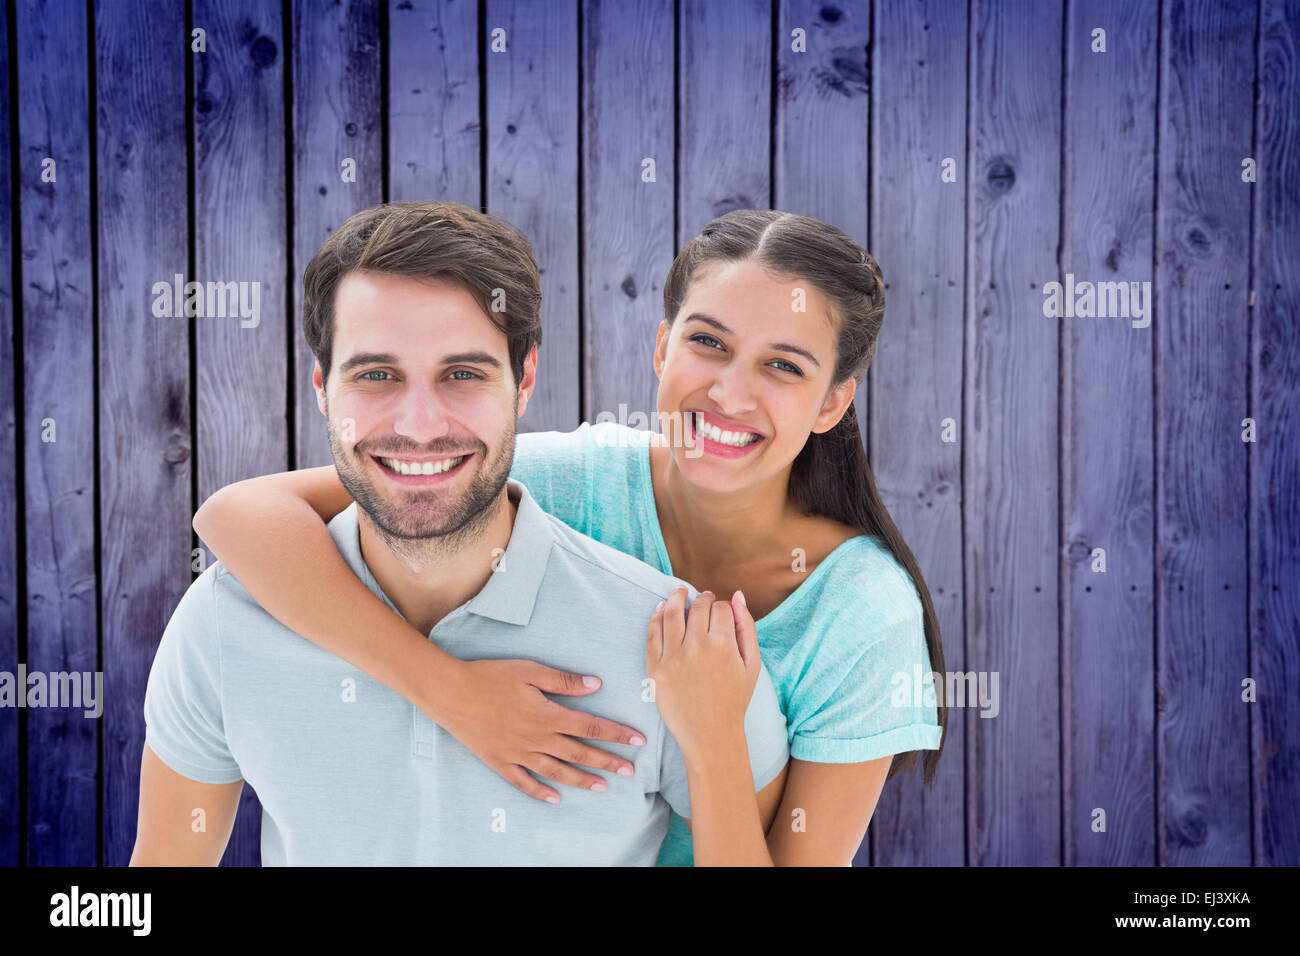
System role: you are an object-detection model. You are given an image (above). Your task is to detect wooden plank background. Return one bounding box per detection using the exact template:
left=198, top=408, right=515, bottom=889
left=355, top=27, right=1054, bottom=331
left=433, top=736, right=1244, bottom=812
left=0, top=0, right=1295, bottom=868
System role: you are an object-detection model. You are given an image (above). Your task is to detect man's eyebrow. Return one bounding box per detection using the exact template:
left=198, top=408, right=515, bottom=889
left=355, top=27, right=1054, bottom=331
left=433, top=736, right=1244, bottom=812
left=337, top=350, right=503, bottom=374
left=682, top=313, right=822, bottom=368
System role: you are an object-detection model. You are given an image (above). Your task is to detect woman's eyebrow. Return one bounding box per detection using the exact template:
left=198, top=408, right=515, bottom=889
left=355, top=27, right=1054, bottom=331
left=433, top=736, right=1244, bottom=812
left=683, top=313, right=822, bottom=368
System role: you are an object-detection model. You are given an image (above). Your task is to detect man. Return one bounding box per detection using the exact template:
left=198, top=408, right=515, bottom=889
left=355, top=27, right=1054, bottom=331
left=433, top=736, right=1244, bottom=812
left=130, top=201, right=790, bottom=865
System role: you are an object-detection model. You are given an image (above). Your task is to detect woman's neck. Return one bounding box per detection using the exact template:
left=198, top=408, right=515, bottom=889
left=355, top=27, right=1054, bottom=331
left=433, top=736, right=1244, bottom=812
left=649, top=441, right=795, bottom=575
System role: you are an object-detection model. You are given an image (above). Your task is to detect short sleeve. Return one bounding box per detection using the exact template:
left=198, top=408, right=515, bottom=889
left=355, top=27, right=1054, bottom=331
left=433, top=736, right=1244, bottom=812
left=143, top=567, right=243, bottom=784
left=789, top=598, right=943, bottom=764
left=658, top=662, right=791, bottom=820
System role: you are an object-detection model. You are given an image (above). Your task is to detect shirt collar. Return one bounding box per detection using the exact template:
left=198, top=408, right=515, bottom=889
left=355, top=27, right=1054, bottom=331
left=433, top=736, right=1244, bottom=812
left=331, top=479, right=555, bottom=631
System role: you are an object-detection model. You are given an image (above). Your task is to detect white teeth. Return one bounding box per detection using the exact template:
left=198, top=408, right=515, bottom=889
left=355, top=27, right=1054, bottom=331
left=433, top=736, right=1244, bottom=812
left=380, top=455, right=465, bottom=476
left=693, top=412, right=759, bottom=448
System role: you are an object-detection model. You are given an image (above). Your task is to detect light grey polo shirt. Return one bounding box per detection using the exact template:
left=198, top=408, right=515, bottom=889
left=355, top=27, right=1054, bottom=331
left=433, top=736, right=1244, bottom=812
left=143, top=479, right=790, bottom=865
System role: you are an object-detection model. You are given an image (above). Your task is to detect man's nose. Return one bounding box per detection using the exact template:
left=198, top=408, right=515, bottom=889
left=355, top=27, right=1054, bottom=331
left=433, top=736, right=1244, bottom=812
left=391, top=380, right=452, bottom=444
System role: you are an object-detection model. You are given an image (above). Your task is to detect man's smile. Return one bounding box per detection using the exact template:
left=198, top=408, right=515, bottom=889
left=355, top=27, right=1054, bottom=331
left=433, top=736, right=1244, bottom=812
left=370, top=452, right=474, bottom=484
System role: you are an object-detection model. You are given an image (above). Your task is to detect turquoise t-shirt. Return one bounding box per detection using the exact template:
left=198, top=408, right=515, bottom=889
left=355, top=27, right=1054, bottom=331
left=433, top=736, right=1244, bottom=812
left=509, top=421, right=943, bottom=866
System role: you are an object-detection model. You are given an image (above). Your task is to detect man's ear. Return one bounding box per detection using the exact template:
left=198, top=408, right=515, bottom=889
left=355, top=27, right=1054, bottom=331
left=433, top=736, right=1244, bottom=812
left=812, top=377, right=858, bottom=434
left=515, top=346, right=539, bottom=421
left=312, top=361, right=328, bottom=417
left=652, top=320, right=669, bottom=380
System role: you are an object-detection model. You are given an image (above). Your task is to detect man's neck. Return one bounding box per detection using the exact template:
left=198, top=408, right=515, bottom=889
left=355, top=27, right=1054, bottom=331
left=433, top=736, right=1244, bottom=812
left=357, top=487, right=519, bottom=637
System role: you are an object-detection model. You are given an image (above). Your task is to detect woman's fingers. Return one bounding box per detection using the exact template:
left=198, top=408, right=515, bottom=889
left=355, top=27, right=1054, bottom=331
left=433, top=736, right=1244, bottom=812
left=527, top=665, right=647, bottom=748
left=663, top=585, right=690, bottom=646
left=526, top=663, right=605, bottom=697
left=499, top=764, right=561, bottom=804
left=525, top=754, right=610, bottom=796
left=685, top=589, right=715, bottom=644
left=730, top=590, right=758, bottom=666
left=647, top=599, right=665, bottom=669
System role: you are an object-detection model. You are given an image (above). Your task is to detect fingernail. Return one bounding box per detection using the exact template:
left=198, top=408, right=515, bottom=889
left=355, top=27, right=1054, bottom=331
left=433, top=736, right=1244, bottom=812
left=736, top=589, right=747, bottom=608
left=545, top=795, right=559, bottom=804
left=654, top=600, right=665, bottom=612
left=630, top=734, right=646, bottom=746
left=582, top=675, right=600, bottom=688
left=618, top=765, right=635, bottom=776
left=590, top=781, right=607, bottom=792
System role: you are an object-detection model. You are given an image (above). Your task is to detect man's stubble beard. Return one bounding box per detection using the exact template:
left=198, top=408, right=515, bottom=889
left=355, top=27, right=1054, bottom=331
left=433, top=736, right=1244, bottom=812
left=324, top=396, right=518, bottom=566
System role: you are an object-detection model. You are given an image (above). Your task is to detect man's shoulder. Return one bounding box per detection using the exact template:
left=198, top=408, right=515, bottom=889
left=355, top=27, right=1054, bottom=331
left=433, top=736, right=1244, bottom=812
left=538, top=508, right=695, bottom=604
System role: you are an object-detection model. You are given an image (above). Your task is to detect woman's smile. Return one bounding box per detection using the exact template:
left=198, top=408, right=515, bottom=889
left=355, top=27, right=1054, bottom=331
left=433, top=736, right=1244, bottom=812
left=685, top=409, right=766, bottom=458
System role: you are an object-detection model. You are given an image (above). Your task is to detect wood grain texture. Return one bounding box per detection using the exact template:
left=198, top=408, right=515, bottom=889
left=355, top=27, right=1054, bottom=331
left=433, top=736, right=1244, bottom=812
left=677, top=0, right=770, bottom=244
left=868, top=0, right=966, bottom=867
left=0, top=0, right=17, bottom=869
left=95, top=0, right=191, bottom=866
left=389, top=0, right=480, bottom=206
left=486, top=0, right=580, bottom=431
left=1251, top=0, right=1299, bottom=868
left=17, top=0, right=98, bottom=866
left=965, top=0, right=1063, bottom=866
left=193, top=0, right=290, bottom=868
left=1061, top=0, right=1159, bottom=866
left=580, top=0, right=674, bottom=424
left=1156, top=0, right=1255, bottom=866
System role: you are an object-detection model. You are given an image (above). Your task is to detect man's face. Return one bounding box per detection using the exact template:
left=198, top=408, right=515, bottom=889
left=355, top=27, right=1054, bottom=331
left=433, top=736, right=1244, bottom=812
left=314, top=271, right=536, bottom=541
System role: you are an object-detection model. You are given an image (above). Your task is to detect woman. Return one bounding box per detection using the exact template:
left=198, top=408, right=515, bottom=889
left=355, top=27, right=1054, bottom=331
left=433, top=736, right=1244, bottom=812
left=194, top=209, right=948, bottom=866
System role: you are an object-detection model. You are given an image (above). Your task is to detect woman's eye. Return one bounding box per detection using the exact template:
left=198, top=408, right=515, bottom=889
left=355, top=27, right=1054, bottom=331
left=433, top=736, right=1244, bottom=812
left=689, top=333, right=724, bottom=350
left=361, top=370, right=392, bottom=382
left=770, top=359, right=803, bottom=376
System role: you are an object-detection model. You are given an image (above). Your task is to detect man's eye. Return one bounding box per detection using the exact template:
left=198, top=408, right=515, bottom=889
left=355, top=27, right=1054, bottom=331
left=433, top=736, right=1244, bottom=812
left=689, top=333, right=724, bottom=350
left=449, top=369, right=481, bottom=381
left=361, top=370, right=392, bottom=382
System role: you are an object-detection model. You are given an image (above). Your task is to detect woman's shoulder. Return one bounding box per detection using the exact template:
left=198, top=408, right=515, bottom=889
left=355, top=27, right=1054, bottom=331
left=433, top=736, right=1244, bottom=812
left=814, top=531, right=923, bottom=630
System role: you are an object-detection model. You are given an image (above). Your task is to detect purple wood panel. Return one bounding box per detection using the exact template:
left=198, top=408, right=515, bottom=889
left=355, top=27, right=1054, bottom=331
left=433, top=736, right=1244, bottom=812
left=965, top=0, right=1062, bottom=865
left=1062, top=0, right=1159, bottom=866
left=677, top=0, right=770, bottom=243
left=95, top=0, right=192, bottom=866
left=291, top=0, right=382, bottom=469
left=1155, top=0, right=1255, bottom=866
left=0, top=0, right=17, bottom=868
left=580, top=0, right=674, bottom=424
left=1252, top=0, right=1300, bottom=869
left=868, top=0, right=966, bottom=867
left=388, top=0, right=480, bottom=206
left=773, top=1, right=873, bottom=593
left=192, top=0, right=289, bottom=867
left=486, top=0, right=580, bottom=432
left=17, top=0, right=98, bottom=865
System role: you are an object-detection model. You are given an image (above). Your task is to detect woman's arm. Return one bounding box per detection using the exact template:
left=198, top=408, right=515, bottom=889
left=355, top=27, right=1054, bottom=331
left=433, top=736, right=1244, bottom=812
left=192, top=468, right=649, bottom=801
left=648, top=588, right=784, bottom=865
left=650, top=588, right=891, bottom=865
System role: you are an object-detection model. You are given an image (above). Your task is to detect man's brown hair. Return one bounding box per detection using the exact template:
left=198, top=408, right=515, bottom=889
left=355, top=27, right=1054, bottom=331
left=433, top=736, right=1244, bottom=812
left=302, top=200, right=542, bottom=388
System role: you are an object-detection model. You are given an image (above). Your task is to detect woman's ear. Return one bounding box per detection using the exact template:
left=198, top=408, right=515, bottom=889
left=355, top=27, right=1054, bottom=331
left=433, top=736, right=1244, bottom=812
left=812, top=377, right=858, bottom=434
left=652, top=320, right=669, bottom=380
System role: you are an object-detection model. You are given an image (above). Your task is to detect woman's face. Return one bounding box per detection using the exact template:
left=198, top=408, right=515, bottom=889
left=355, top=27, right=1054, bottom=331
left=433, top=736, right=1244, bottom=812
left=653, top=258, right=857, bottom=493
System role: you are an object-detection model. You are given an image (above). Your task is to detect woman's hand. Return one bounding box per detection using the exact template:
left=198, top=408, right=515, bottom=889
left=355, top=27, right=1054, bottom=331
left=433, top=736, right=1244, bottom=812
left=431, top=659, right=649, bottom=803
left=645, top=587, right=761, bottom=761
